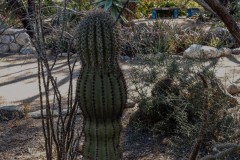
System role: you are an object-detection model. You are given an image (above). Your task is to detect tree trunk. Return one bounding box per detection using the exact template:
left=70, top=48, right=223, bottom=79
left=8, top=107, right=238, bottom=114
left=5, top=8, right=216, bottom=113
left=203, top=0, right=240, bottom=45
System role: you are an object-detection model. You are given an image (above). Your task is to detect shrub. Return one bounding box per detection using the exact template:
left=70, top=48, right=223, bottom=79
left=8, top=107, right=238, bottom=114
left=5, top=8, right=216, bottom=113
left=119, top=20, right=237, bottom=58
left=128, top=53, right=240, bottom=153
left=119, top=21, right=204, bottom=55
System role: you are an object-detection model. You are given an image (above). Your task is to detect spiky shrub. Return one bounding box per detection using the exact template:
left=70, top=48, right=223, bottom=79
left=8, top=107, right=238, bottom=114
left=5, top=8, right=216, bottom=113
left=76, top=10, right=127, bottom=160
left=129, top=53, right=240, bottom=157
left=119, top=21, right=237, bottom=57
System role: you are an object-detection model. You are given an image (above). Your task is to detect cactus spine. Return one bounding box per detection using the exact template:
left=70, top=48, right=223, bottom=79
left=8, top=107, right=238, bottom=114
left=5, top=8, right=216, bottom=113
left=76, top=10, right=127, bottom=160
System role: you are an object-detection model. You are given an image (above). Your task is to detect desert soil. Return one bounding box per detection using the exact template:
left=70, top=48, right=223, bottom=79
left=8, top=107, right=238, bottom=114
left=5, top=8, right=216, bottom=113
left=0, top=53, right=240, bottom=159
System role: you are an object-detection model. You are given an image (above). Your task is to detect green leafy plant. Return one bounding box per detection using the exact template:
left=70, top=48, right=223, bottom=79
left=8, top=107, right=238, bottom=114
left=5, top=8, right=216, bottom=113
left=76, top=10, right=127, bottom=160
left=0, top=2, right=21, bottom=29
left=135, top=0, right=200, bottom=18
left=158, top=1, right=176, bottom=7
left=135, top=0, right=155, bottom=18
left=68, top=0, right=92, bottom=11
left=93, top=0, right=139, bottom=22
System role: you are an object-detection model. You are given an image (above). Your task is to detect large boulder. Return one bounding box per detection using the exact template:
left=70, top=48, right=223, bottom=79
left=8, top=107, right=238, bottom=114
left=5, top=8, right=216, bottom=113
left=183, top=44, right=232, bottom=59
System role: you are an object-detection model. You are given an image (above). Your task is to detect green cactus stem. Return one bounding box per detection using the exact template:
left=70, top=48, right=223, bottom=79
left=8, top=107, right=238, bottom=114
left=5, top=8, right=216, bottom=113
left=76, top=10, right=127, bottom=160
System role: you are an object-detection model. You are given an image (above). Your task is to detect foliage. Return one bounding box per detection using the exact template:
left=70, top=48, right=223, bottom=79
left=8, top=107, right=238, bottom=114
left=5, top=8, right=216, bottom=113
left=119, top=21, right=180, bottom=55
left=158, top=1, right=177, bottom=7
left=93, top=0, right=139, bottom=22
left=119, top=20, right=237, bottom=58
left=231, top=0, right=240, bottom=19
left=42, top=4, right=86, bottom=54
left=135, top=0, right=200, bottom=18
left=40, top=0, right=91, bottom=16
left=187, top=0, right=201, bottom=8
left=67, top=0, right=92, bottom=11
left=128, top=53, right=240, bottom=157
left=135, top=0, right=155, bottom=18
left=0, top=1, right=22, bottom=28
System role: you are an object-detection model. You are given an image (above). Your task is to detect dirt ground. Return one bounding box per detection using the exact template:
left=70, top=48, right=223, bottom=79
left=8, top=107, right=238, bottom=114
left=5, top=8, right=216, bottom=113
left=0, top=53, right=240, bottom=159
left=0, top=17, right=240, bottom=160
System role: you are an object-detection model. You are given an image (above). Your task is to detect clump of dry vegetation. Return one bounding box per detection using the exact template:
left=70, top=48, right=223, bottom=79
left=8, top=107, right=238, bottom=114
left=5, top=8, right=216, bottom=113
left=119, top=20, right=238, bottom=57
left=126, top=53, right=240, bottom=159
left=119, top=19, right=240, bottom=159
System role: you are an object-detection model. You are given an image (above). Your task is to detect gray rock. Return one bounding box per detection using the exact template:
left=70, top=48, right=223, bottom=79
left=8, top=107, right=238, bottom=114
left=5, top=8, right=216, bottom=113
left=9, top=42, right=21, bottom=52
left=0, top=105, right=21, bottom=111
left=183, top=44, right=231, bottom=59
left=0, top=106, right=24, bottom=121
left=20, top=46, right=36, bottom=54
left=232, top=47, right=240, bottom=55
left=29, top=109, right=58, bottom=119
left=213, top=27, right=228, bottom=35
left=0, top=44, right=9, bottom=53
left=183, top=44, right=219, bottom=59
left=219, top=47, right=232, bottom=56
left=0, top=35, right=14, bottom=44
left=58, top=52, right=72, bottom=57
left=0, top=28, right=24, bottom=35
left=126, top=99, right=136, bottom=108
left=15, top=32, right=30, bottom=46
left=71, top=53, right=78, bottom=58
left=29, top=108, right=81, bottom=119
left=202, top=26, right=211, bottom=33
left=120, top=56, right=132, bottom=62
left=227, top=84, right=240, bottom=95
left=46, top=49, right=52, bottom=56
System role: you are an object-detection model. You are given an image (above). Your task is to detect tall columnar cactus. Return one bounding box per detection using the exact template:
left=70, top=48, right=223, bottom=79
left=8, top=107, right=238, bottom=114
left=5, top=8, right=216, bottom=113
left=76, top=10, right=127, bottom=160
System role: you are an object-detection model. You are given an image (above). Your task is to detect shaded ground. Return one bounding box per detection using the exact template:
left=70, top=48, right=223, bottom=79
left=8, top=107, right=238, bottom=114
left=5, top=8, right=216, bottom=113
left=0, top=118, right=44, bottom=160
left=0, top=54, right=80, bottom=110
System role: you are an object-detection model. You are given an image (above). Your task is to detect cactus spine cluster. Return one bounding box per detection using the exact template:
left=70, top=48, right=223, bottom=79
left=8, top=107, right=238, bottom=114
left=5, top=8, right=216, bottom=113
left=76, top=10, right=127, bottom=160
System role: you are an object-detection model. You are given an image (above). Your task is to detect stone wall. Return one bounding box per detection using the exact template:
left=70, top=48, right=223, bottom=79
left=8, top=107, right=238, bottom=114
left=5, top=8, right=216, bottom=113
left=0, top=29, right=35, bottom=54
